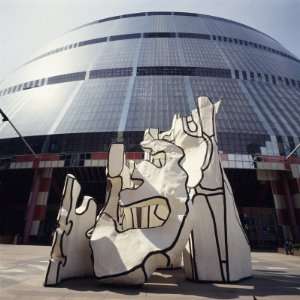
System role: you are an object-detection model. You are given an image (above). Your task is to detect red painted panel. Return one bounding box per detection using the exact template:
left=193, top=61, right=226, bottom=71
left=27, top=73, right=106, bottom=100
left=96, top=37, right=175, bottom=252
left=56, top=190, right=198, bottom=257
left=33, top=205, right=46, bottom=220
left=39, top=154, right=60, bottom=161
left=15, top=154, right=35, bottom=162
left=126, top=152, right=143, bottom=159
left=39, top=178, right=51, bottom=192
left=91, top=152, right=108, bottom=159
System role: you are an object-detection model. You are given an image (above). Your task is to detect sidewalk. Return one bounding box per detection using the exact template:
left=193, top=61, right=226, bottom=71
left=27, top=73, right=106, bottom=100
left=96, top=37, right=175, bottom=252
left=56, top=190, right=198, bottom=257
left=0, top=245, right=300, bottom=299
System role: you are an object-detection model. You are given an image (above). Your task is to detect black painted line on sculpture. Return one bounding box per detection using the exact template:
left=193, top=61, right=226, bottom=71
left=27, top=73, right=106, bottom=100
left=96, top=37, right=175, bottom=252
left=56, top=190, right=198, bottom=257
left=153, top=204, right=168, bottom=222
left=45, top=175, right=76, bottom=286
left=205, top=195, right=226, bottom=282
left=163, top=252, right=171, bottom=268
left=130, top=207, right=135, bottom=228
left=147, top=206, right=150, bottom=228
left=190, top=230, right=199, bottom=281
left=188, top=237, right=195, bottom=280
left=196, top=191, right=224, bottom=197
left=219, top=162, right=230, bottom=282
left=93, top=136, right=190, bottom=282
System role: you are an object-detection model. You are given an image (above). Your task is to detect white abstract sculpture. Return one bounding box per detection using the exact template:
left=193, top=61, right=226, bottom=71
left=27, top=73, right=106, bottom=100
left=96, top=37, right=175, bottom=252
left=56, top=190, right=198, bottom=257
left=45, top=96, right=252, bottom=286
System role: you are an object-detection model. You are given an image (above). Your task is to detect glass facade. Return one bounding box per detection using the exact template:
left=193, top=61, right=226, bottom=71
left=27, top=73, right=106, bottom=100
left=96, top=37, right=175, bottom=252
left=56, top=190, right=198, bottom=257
left=0, top=12, right=299, bottom=157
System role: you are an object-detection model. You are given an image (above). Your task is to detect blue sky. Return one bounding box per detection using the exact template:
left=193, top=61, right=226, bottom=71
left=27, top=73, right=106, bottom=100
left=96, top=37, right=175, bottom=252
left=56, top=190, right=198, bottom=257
left=0, top=0, right=299, bottom=80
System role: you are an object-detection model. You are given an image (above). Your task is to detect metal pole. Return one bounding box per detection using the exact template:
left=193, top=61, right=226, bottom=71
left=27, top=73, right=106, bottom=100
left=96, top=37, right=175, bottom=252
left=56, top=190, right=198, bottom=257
left=0, top=108, right=37, bottom=158
left=286, top=143, right=300, bottom=160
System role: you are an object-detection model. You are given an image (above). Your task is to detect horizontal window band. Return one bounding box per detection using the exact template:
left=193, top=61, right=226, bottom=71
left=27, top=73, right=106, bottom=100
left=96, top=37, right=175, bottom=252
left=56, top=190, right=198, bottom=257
left=24, top=31, right=299, bottom=67
left=147, top=12, right=172, bottom=15
left=177, top=32, right=210, bottom=39
left=89, top=68, right=133, bottom=78
left=78, top=37, right=107, bottom=47
left=121, top=13, right=146, bottom=18
left=1, top=67, right=300, bottom=98
left=137, top=66, right=231, bottom=78
left=143, top=32, right=176, bottom=38
left=47, top=72, right=86, bottom=85
left=110, top=33, right=141, bottom=41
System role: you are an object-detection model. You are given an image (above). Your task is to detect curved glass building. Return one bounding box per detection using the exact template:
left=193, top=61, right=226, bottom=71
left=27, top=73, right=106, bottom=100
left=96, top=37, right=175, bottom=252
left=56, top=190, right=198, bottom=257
left=0, top=12, right=299, bottom=246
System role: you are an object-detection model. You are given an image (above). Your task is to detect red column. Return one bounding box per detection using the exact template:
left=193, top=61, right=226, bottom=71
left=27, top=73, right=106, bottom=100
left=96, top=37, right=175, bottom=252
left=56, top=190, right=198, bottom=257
left=270, top=179, right=290, bottom=239
left=23, top=167, right=53, bottom=243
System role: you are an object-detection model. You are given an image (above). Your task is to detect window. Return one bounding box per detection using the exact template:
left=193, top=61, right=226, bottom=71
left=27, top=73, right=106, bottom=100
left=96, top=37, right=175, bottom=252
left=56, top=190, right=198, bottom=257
left=212, top=35, right=216, bottom=40
left=239, top=40, right=243, bottom=45
left=250, top=72, right=254, bottom=80
left=121, top=13, right=146, bottom=18
left=264, top=74, right=269, bottom=82
left=257, top=73, right=262, bottom=80
left=144, top=32, right=176, bottom=38
left=235, top=70, right=240, bottom=79
left=110, top=33, right=141, bottom=41
left=98, top=16, right=120, bottom=23
left=285, top=78, right=290, bottom=86
left=291, top=79, right=296, bottom=86
left=218, top=36, right=222, bottom=41
left=89, top=68, right=133, bottom=79
left=223, top=37, right=227, bottom=42
left=242, top=71, right=247, bottom=80
left=174, top=12, right=198, bottom=16
left=136, top=66, right=231, bottom=78
left=178, top=32, right=210, bottom=40
left=79, top=37, right=107, bottom=47
left=272, top=75, right=276, bottom=85
left=48, top=72, right=86, bottom=84
left=148, top=11, right=172, bottom=15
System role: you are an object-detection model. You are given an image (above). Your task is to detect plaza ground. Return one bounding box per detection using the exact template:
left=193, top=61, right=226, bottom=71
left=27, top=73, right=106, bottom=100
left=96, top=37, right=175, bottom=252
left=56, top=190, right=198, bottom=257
left=0, top=245, right=299, bottom=300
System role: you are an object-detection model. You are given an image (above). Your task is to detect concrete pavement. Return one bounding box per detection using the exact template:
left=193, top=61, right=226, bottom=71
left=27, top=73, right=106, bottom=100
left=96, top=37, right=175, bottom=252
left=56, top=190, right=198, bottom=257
left=0, top=244, right=299, bottom=299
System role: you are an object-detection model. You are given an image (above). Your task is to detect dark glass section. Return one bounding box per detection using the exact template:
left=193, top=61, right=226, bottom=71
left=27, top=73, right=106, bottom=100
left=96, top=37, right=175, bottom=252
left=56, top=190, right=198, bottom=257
left=0, top=132, right=145, bottom=157
left=110, top=33, right=141, bottom=41
left=0, top=135, right=46, bottom=157
left=137, top=66, right=232, bottom=78
left=89, top=67, right=133, bottom=78
left=47, top=72, right=86, bottom=84
left=218, top=132, right=269, bottom=154
left=147, top=12, right=172, bottom=15
left=97, top=16, right=121, bottom=23
left=174, top=12, right=198, bottom=17
left=265, top=74, right=269, bottom=82
left=121, top=13, right=146, bottom=18
left=143, top=32, right=176, bottom=38
left=177, top=32, right=210, bottom=40
left=78, top=37, right=107, bottom=47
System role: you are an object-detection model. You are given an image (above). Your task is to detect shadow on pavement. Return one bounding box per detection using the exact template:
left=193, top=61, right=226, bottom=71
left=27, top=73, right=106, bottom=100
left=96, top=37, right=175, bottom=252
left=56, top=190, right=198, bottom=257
left=59, top=268, right=300, bottom=299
